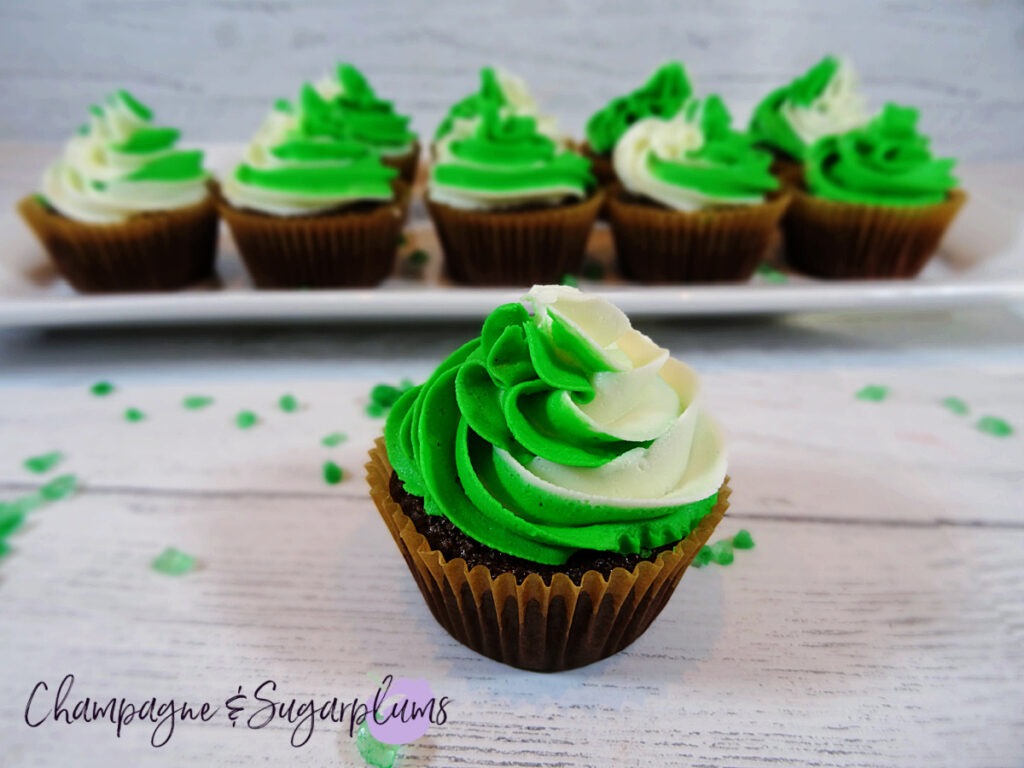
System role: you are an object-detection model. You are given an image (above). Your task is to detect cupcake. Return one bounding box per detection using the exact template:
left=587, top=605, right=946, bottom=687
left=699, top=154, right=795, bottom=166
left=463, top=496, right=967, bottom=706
left=367, top=285, right=729, bottom=672
left=783, top=103, right=965, bottom=279
left=433, top=66, right=567, bottom=153
left=427, top=103, right=600, bottom=286
left=749, top=55, right=869, bottom=187
left=219, top=100, right=405, bottom=288
left=583, top=61, right=693, bottom=189
left=308, top=63, right=420, bottom=184
left=607, top=95, right=788, bottom=283
left=18, top=90, right=217, bottom=293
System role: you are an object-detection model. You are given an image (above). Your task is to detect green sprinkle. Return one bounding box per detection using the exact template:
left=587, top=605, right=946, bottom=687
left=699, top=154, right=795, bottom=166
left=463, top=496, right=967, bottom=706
left=0, top=508, right=26, bottom=539
left=709, top=540, right=735, bottom=566
left=355, top=722, right=401, bottom=768
left=365, top=402, right=387, bottom=419
left=151, top=547, right=197, bottom=576
left=321, top=432, right=348, bottom=447
left=397, top=233, right=408, bottom=247
left=407, top=248, right=429, bottom=266
left=1, top=494, right=43, bottom=517
left=39, top=474, right=78, bottom=501
left=90, top=381, right=115, bottom=397
left=0, top=540, right=9, bottom=560
left=235, top=410, right=258, bottom=429
left=23, top=451, right=64, bottom=475
left=976, top=416, right=1013, bottom=438
left=323, top=461, right=344, bottom=485
left=940, top=396, right=969, bottom=415
left=183, top=395, right=214, bottom=410
left=581, top=260, right=606, bottom=280
left=559, top=273, right=579, bottom=287
left=278, top=394, right=299, bottom=413
left=732, top=529, right=755, bottom=550
left=756, top=263, right=788, bottom=284
left=692, top=545, right=713, bottom=568
left=367, top=380, right=415, bottom=418
left=856, top=385, right=889, bottom=402
left=124, top=407, right=146, bottom=422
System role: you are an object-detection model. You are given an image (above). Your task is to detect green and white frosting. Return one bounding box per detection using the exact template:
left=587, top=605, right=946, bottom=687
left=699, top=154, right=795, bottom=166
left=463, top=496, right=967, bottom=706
left=751, top=56, right=869, bottom=161
left=385, top=285, right=727, bottom=566
left=614, top=96, right=779, bottom=211
left=429, top=104, right=593, bottom=211
left=222, top=99, right=398, bottom=216
left=41, top=90, right=208, bottom=224
left=434, top=67, right=565, bottom=149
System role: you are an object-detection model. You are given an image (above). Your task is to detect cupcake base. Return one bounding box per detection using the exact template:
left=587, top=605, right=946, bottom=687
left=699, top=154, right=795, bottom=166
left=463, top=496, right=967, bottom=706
left=219, top=185, right=408, bottom=289
left=607, top=190, right=790, bottom=283
left=366, top=439, right=729, bottom=672
left=783, top=189, right=966, bottom=279
left=17, top=195, right=218, bottom=293
left=380, top=141, right=421, bottom=186
left=578, top=142, right=616, bottom=189
left=427, top=193, right=603, bottom=286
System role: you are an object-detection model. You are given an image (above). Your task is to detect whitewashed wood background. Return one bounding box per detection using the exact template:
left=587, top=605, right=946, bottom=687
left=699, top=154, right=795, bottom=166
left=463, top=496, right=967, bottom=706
left=1, top=0, right=1023, bottom=160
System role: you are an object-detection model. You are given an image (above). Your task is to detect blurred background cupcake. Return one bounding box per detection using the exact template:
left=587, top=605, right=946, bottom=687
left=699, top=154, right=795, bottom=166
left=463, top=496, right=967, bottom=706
left=18, top=90, right=217, bottom=293
left=607, top=95, right=787, bottom=283
left=783, top=103, right=964, bottom=279
left=427, top=102, right=599, bottom=286
left=219, top=96, right=405, bottom=288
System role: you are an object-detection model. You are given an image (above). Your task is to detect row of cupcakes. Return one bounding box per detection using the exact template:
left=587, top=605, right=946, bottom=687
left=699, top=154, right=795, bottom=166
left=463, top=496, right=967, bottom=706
left=19, top=58, right=963, bottom=293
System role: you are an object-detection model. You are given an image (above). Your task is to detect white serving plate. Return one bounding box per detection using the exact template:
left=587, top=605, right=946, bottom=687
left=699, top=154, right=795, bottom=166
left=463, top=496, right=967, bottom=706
left=1, top=161, right=1022, bottom=327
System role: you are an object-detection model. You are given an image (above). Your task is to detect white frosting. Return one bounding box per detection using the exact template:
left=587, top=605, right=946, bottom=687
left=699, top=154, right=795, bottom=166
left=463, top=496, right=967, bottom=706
left=780, top=58, right=869, bottom=146
left=515, top=285, right=727, bottom=505
left=41, top=94, right=208, bottom=224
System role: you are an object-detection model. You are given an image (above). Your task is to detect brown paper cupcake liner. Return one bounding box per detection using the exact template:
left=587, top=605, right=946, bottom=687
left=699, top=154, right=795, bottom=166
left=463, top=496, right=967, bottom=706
left=366, top=439, right=729, bottom=672
left=427, top=192, right=603, bottom=286
left=17, top=195, right=218, bottom=293
left=579, top=142, right=617, bottom=189
left=770, top=156, right=805, bottom=191
left=219, top=184, right=408, bottom=288
left=782, top=188, right=966, bottom=279
left=607, top=189, right=790, bottom=283
left=380, top=141, right=421, bottom=186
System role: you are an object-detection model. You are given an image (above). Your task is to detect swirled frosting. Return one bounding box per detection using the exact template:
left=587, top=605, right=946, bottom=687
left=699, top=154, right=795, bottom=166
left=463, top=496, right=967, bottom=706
left=221, top=100, right=398, bottom=216
left=434, top=67, right=565, bottom=148
left=428, top=104, right=593, bottom=210
left=384, top=285, right=727, bottom=565
left=750, top=56, right=869, bottom=161
left=310, top=63, right=416, bottom=156
left=41, top=90, right=208, bottom=224
left=806, top=103, right=958, bottom=206
left=614, top=95, right=779, bottom=211
left=585, top=62, right=693, bottom=155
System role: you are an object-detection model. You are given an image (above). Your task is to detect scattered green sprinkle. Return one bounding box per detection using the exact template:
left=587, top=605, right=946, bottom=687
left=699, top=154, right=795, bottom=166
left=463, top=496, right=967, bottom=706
left=90, top=381, right=115, bottom=397
left=183, top=395, right=214, bottom=410
left=124, top=407, right=146, bottom=422
left=278, top=394, right=300, bottom=413
left=355, top=722, right=401, bottom=768
left=581, top=260, right=606, bottom=281
left=397, top=233, right=408, bottom=247
left=0, top=508, right=27, bottom=539
left=235, top=410, right=258, bottom=429
left=23, top=451, right=64, bottom=475
left=1, top=494, right=43, bottom=517
left=407, top=248, right=429, bottom=266
left=151, top=547, right=197, bottom=576
left=0, top=540, right=9, bottom=560
left=756, top=263, right=788, bottom=284
left=367, top=380, right=415, bottom=418
left=39, top=474, right=78, bottom=501
left=559, top=273, right=579, bottom=287
left=323, top=461, right=344, bottom=485
left=365, top=402, right=387, bottom=418
left=976, top=416, right=1013, bottom=438
left=732, top=529, right=755, bottom=550
left=692, top=546, right=714, bottom=568
left=855, top=385, right=889, bottom=402
left=321, top=432, right=347, bottom=447
left=709, top=540, right=735, bottom=565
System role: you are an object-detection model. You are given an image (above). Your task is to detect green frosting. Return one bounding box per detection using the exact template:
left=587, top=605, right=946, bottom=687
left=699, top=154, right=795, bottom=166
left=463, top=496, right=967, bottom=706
left=384, top=301, right=718, bottom=566
left=431, top=104, right=593, bottom=200
left=806, top=104, right=957, bottom=206
left=434, top=67, right=507, bottom=142
left=585, top=62, right=693, bottom=154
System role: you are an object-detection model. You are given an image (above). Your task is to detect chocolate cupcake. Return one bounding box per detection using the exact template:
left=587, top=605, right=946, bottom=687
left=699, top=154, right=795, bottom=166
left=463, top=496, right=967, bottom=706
left=219, top=100, right=405, bottom=288
left=784, top=103, right=965, bottom=279
left=368, top=285, right=730, bottom=672
left=18, top=90, right=217, bottom=293
left=607, top=95, right=788, bottom=283
left=427, top=103, right=600, bottom=286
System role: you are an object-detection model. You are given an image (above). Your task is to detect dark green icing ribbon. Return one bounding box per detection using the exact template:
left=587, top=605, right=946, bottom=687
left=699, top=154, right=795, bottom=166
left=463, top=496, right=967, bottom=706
left=431, top=104, right=593, bottom=197
left=585, top=61, right=693, bottom=155
left=434, top=67, right=508, bottom=142
left=806, top=103, right=957, bottom=206
left=384, top=301, right=717, bottom=566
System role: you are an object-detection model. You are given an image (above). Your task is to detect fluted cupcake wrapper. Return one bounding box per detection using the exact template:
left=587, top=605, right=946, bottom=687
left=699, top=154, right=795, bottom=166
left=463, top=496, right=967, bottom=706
left=380, top=140, right=421, bottom=187
left=578, top=142, right=616, bottom=220
left=219, top=184, right=408, bottom=289
left=366, top=439, right=729, bottom=673
left=607, top=190, right=790, bottom=283
left=782, top=188, right=967, bottom=279
left=427, top=192, right=603, bottom=286
left=18, top=194, right=218, bottom=293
